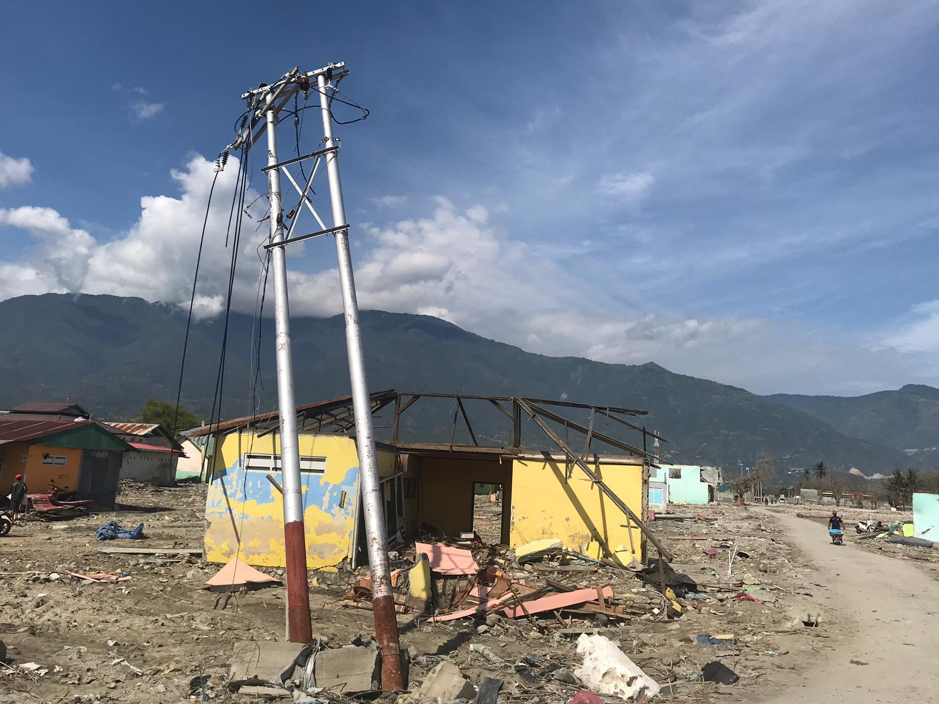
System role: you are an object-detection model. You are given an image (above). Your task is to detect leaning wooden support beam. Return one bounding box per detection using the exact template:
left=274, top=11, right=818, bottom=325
left=517, top=399, right=673, bottom=562
left=525, top=401, right=653, bottom=460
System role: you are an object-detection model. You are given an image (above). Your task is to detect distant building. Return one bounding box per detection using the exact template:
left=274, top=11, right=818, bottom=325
left=651, top=464, right=719, bottom=505
left=105, top=423, right=184, bottom=485
left=0, top=410, right=131, bottom=507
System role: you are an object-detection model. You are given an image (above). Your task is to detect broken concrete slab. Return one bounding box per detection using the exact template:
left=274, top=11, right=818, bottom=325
left=313, top=646, right=380, bottom=693
left=419, top=661, right=476, bottom=702
left=229, top=641, right=308, bottom=689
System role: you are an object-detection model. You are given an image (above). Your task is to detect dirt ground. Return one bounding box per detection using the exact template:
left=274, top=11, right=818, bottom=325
left=766, top=502, right=939, bottom=566
left=473, top=494, right=503, bottom=544
left=752, top=507, right=939, bottom=702
left=0, top=485, right=903, bottom=703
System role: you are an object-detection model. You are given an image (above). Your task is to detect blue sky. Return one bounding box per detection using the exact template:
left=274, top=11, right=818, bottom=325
left=2, top=1, right=939, bottom=395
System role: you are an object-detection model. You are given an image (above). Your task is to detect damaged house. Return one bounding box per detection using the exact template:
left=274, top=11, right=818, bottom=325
left=192, top=391, right=669, bottom=572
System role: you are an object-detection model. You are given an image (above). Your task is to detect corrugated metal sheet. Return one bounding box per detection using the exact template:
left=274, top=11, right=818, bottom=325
left=0, top=419, right=83, bottom=442
left=107, top=423, right=160, bottom=436
left=0, top=419, right=134, bottom=452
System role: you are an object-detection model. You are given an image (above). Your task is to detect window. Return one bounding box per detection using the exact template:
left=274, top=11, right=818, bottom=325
left=650, top=487, right=664, bottom=505
left=42, top=454, right=67, bottom=466
left=243, top=453, right=325, bottom=474
left=669, top=467, right=682, bottom=479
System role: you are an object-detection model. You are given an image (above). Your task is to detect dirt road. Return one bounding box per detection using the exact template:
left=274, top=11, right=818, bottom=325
left=754, top=508, right=939, bottom=703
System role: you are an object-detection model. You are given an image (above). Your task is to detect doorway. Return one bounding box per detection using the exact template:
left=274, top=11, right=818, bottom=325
left=472, top=482, right=505, bottom=545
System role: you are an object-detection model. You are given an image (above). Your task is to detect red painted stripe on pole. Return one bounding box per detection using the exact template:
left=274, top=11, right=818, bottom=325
left=372, top=594, right=404, bottom=690
left=284, top=520, right=312, bottom=643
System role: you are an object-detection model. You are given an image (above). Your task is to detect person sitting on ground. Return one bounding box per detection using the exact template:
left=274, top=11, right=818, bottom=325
left=9, top=474, right=27, bottom=523
left=828, top=510, right=843, bottom=532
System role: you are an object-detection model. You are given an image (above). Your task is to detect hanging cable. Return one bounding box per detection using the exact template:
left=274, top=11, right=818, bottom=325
left=171, top=161, right=222, bottom=441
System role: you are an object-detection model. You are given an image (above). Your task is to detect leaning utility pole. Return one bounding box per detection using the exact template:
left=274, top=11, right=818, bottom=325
left=224, top=64, right=402, bottom=688
left=263, top=94, right=313, bottom=645
left=314, top=70, right=403, bottom=690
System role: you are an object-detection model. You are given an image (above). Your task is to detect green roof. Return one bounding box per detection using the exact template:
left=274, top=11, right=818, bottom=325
left=31, top=423, right=134, bottom=452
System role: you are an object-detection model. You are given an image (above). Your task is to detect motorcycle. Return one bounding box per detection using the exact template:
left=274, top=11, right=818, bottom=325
left=48, top=482, right=79, bottom=502
left=829, top=528, right=844, bottom=545
left=856, top=519, right=883, bottom=534
left=0, top=508, right=13, bottom=537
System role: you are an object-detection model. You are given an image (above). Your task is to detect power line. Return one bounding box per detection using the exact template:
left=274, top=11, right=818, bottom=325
left=172, top=163, right=221, bottom=440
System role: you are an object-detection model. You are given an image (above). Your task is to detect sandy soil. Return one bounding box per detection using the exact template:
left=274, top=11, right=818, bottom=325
left=1, top=485, right=892, bottom=703
left=749, top=508, right=939, bottom=703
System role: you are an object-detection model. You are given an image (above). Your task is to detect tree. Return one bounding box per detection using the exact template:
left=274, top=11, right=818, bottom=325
left=828, top=471, right=844, bottom=507
left=885, top=468, right=919, bottom=508
left=814, top=461, right=827, bottom=480
left=139, top=399, right=201, bottom=437
left=906, top=468, right=920, bottom=494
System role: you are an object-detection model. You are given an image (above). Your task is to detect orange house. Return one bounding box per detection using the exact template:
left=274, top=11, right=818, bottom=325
left=0, top=418, right=132, bottom=507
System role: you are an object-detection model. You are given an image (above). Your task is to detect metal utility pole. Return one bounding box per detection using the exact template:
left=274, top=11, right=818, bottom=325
left=315, top=72, right=403, bottom=690
left=221, top=63, right=402, bottom=684
left=264, top=95, right=313, bottom=644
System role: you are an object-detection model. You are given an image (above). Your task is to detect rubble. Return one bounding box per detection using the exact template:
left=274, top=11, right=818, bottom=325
left=313, top=645, right=381, bottom=693
left=0, top=482, right=828, bottom=703
left=574, top=634, right=660, bottom=701
left=417, top=661, right=476, bottom=701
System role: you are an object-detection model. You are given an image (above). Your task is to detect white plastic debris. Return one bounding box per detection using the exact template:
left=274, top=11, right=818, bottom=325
left=575, top=634, right=660, bottom=701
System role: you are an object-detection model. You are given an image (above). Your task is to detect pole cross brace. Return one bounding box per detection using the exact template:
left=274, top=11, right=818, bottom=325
left=262, top=146, right=339, bottom=173
left=264, top=225, right=349, bottom=249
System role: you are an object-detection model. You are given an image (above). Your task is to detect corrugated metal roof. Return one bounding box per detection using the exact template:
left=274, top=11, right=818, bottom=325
left=107, top=423, right=160, bottom=436
left=0, top=419, right=91, bottom=443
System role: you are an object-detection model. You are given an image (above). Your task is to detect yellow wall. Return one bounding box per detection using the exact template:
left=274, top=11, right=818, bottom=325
left=511, top=454, right=646, bottom=562
left=0, top=442, right=82, bottom=494
left=419, top=456, right=512, bottom=541
left=204, top=431, right=396, bottom=569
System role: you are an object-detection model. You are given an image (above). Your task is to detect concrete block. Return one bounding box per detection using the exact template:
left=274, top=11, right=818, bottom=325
left=230, top=641, right=308, bottom=686
left=419, top=661, right=475, bottom=702
left=313, top=646, right=380, bottom=693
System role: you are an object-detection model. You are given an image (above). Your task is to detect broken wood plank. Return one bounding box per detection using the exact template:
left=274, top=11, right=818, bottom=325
left=98, top=546, right=203, bottom=555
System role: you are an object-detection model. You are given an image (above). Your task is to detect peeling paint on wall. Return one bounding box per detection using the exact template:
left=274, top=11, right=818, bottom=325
left=204, top=432, right=382, bottom=569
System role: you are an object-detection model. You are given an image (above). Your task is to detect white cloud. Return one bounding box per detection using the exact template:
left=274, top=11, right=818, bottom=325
left=0, top=154, right=933, bottom=395
left=110, top=82, right=123, bottom=92
left=130, top=101, right=164, bottom=120
left=881, top=300, right=939, bottom=354
left=0, top=152, right=33, bottom=190
left=371, top=195, right=408, bottom=207
left=598, top=171, right=655, bottom=202
left=0, top=206, right=95, bottom=291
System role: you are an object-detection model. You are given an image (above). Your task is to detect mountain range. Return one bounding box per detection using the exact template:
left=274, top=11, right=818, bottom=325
left=0, top=293, right=932, bottom=481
